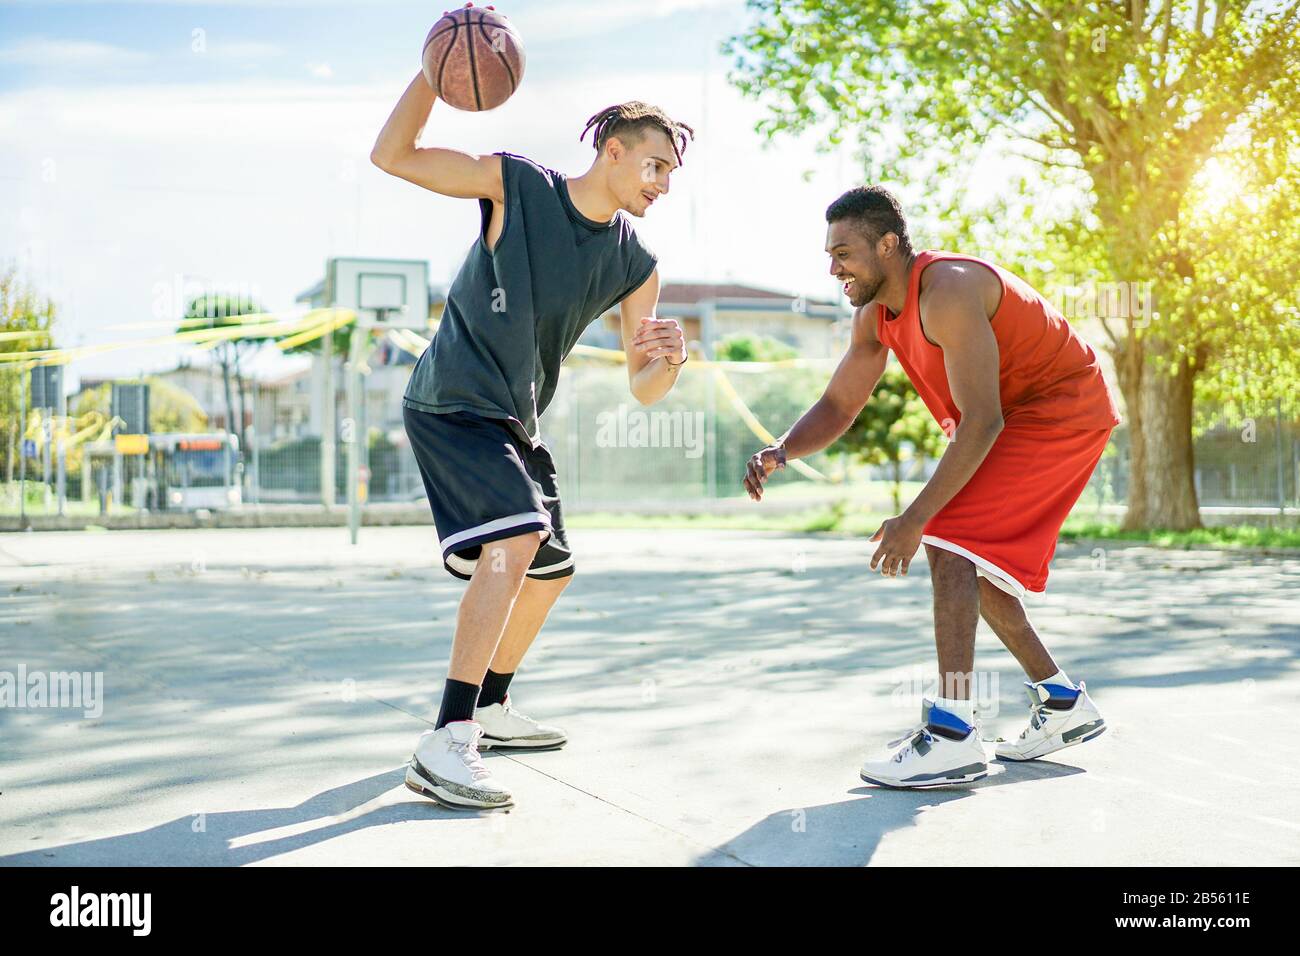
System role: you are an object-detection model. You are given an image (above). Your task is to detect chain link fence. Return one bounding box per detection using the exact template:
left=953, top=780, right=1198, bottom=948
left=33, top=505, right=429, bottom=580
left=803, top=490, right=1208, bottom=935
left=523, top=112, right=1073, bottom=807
left=3, top=359, right=1298, bottom=519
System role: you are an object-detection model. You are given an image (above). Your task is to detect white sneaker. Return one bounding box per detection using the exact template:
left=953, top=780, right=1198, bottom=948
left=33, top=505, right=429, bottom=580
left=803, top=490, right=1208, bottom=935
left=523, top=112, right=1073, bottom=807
left=475, top=697, right=567, bottom=751
left=995, top=679, right=1106, bottom=761
left=860, top=700, right=989, bottom=788
left=405, top=721, right=514, bottom=809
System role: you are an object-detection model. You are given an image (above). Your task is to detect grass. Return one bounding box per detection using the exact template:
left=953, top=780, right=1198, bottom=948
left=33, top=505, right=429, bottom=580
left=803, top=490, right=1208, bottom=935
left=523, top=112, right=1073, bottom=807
left=1058, top=518, right=1300, bottom=550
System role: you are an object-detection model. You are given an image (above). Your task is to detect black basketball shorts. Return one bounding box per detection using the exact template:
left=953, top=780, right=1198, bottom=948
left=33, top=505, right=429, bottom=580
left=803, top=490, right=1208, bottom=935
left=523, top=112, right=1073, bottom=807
left=402, top=405, right=573, bottom=582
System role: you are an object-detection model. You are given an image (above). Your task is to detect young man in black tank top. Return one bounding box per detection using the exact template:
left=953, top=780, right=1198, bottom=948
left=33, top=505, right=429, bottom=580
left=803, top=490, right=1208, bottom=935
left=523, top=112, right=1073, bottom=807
left=371, top=69, right=693, bottom=809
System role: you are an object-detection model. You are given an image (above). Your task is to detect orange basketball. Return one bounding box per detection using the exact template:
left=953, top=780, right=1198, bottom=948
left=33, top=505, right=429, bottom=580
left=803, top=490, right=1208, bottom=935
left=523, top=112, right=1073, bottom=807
left=422, top=3, right=525, bottom=112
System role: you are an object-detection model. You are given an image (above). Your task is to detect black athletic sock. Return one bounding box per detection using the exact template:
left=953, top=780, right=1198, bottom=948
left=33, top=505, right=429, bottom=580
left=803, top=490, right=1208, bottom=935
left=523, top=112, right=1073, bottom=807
left=478, top=669, right=514, bottom=709
left=436, top=678, right=481, bottom=729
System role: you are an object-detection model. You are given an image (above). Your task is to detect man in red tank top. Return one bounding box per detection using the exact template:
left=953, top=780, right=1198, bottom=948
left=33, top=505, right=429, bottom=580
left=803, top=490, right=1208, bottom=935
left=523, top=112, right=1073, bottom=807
left=744, top=186, right=1119, bottom=788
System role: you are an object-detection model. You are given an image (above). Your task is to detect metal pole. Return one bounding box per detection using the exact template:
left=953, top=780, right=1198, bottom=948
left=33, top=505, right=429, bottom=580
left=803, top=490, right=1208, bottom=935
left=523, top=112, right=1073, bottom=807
left=56, top=380, right=67, bottom=517
left=701, top=301, right=718, bottom=503
left=113, top=449, right=121, bottom=512
left=346, top=321, right=362, bottom=544
left=42, top=410, right=52, bottom=512
left=1277, top=396, right=1286, bottom=515
left=250, top=424, right=259, bottom=506
left=321, top=326, right=336, bottom=508
left=139, top=371, right=146, bottom=512
left=18, top=368, right=27, bottom=525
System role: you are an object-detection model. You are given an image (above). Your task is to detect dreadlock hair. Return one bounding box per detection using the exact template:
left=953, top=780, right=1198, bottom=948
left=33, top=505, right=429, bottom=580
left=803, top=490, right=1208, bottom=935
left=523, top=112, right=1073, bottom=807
left=579, top=102, right=695, bottom=166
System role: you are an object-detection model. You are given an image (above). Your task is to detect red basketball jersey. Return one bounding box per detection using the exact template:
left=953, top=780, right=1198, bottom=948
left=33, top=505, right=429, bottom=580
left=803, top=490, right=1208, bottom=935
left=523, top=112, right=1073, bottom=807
left=876, top=250, right=1121, bottom=431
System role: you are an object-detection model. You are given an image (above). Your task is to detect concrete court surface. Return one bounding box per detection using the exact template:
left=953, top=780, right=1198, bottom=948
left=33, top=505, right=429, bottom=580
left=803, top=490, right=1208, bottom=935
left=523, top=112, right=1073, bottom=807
left=1, top=525, right=1297, bottom=867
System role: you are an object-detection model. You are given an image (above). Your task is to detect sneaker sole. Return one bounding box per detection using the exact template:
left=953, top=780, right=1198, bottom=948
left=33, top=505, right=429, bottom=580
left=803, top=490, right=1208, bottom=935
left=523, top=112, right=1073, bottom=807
left=404, top=761, right=513, bottom=810
left=859, top=764, right=988, bottom=789
left=996, top=719, right=1107, bottom=762
left=477, top=735, right=568, bottom=752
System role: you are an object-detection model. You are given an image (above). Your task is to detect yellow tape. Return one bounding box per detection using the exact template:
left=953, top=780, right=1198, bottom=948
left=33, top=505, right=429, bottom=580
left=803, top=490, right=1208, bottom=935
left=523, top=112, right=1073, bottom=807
left=0, top=329, right=54, bottom=343
left=710, top=367, right=829, bottom=482
left=386, top=328, right=424, bottom=358
left=275, top=309, right=356, bottom=351
left=0, top=307, right=355, bottom=364
left=108, top=312, right=298, bottom=332
left=568, top=341, right=834, bottom=371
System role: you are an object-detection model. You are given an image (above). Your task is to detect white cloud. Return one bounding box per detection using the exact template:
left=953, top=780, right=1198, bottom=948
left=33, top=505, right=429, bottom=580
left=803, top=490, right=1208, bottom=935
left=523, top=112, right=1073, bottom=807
left=0, top=37, right=153, bottom=68
left=308, top=62, right=334, bottom=79
left=0, top=65, right=868, bottom=381
left=210, top=40, right=284, bottom=60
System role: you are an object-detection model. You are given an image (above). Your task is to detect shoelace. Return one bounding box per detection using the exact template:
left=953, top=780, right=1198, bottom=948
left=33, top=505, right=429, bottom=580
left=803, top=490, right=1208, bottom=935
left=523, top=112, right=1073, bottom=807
left=886, top=725, right=934, bottom=763
left=502, top=700, right=537, bottom=725
left=1021, top=702, right=1054, bottom=739
left=449, top=729, right=492, bottom=781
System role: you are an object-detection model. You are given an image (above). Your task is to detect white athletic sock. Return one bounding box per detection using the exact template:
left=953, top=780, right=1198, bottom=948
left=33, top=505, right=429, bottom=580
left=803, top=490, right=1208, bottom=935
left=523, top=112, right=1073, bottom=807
left=1035, top=669, right=1075, bottom=689
left=934, top=696, right=975, bottom=724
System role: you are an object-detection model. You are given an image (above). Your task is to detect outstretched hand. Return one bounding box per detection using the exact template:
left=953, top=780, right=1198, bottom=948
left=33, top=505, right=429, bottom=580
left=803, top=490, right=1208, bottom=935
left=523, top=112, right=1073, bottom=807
left=744, top=444, right=787, bottom=501
left=869, top=514, right=924, bottom=577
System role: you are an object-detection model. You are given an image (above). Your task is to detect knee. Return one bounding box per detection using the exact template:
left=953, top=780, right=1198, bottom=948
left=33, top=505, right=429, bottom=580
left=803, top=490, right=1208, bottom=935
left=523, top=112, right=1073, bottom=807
left=527, top=568, right=575, bottom=594
left=926, top=545, right=976, bottom=584
left=481, top=530, right=545, bottom=578
left=977, top=576, right=1025, bottom=621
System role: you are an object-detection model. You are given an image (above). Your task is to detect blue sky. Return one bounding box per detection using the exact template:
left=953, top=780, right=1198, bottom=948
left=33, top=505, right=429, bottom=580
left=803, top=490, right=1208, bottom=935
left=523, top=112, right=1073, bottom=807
left=0, top=0, right=739, bottom=90
left=0, top=0, right=968, bottom=383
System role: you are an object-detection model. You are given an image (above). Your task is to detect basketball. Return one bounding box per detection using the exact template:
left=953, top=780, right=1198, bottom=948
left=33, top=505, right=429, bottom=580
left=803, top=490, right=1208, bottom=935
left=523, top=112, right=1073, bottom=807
left=422, top=3, right=526, bottom=112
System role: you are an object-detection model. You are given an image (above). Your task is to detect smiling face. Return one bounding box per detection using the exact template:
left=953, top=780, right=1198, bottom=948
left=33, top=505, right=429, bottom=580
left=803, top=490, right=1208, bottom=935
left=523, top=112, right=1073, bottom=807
left=826, top=219, right=889, bottom=307
left=605, top=127, right=678, bottom=217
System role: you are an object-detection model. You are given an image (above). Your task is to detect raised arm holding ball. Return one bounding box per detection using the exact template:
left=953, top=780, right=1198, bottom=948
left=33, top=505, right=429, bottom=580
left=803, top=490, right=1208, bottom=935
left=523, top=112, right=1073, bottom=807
left=371, top=3, right=694, bottom=810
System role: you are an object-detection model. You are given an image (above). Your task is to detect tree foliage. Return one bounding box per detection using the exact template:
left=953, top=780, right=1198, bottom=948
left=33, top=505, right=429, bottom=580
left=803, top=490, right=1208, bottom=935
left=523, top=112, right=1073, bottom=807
left=726, top=0, right=1300, bottom=528
left=714, top=332, right=800, bottom=362
left=1, top=266, right=58, bottom=481
left=830, top=364, right=946, bottom=510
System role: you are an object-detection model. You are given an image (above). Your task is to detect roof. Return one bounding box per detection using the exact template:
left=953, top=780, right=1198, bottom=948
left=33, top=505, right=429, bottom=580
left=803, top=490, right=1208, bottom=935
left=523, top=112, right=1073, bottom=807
left=659, top=282, right=834, bottom=307
left=295, top=278, right=326, bottom=303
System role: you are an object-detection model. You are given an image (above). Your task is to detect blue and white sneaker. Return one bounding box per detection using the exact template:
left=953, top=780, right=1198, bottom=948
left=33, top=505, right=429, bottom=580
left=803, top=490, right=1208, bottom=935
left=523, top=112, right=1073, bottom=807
left=860, top=700, right=989, bottom=788
left=995, top=680, right=1106, bottom=761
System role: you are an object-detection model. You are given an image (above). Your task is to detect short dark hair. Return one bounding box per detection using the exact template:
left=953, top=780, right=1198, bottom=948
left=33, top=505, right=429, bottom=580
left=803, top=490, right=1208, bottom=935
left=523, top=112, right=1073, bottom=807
left=580, top=102, right=695, bottom=166
left=826, top=186, right=912, bottom=254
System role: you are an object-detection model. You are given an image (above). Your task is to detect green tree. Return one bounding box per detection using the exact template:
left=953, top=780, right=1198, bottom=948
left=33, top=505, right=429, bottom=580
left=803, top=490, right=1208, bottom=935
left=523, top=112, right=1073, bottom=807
left=726, top=0, right=1300, bottom=529
left=714, top=332, right=800, bottom=362
left=830, top=365, right=946, bottom=511
left=1, top=266, right=57, bottom=485
left=72, top=378, right=208, bottom=436
left=180, top=293, right=271, bottom=456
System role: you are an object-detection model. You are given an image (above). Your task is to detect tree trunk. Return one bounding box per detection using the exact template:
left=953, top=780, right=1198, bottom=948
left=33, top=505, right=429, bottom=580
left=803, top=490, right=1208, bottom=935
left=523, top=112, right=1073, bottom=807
left=233, top=344, right=249, bottom=454
left=891, top=458, right=902, bottom=513
left=1116, top=339, right=1201, bottom=530
left=221, top=344, right=235, bottom=437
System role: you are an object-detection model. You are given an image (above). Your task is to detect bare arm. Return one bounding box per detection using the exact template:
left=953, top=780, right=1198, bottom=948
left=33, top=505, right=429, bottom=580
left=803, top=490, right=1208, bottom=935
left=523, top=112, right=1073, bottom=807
left=619, top=269, right=686, bottom=405
left=870, top=262, right=1004, bottom=576
left=744, top=306, right=888, bottom=500
left=369, top=71, right=504, bottom=202
left=901, top=265, right=1004, bottom=527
